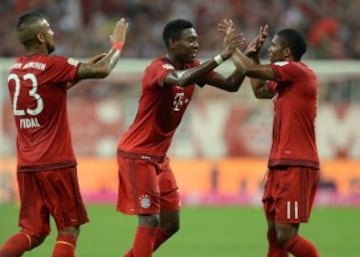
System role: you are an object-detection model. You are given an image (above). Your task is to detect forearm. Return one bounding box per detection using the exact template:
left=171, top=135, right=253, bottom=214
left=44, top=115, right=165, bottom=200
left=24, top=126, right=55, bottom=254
left=222, top=69, right=246, bottom=92
left=232, top=49, right=258, bottom=74
left=100, top=41, right=125, bottom=70
left=171, top=55, right=224, bottom=87
left=232, top=50, right=273, bottom=98
left=76, top=42, right=123, bottom=80
left=232, top=49, right=275, bottom=80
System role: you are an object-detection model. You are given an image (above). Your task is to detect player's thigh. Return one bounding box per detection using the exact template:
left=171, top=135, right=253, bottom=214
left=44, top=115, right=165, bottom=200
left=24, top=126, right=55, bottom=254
left=38, top=168, right=89, bottom=230
left=17, top=172, right=51, bottom=237
left=262, top=170, right=276, bottom=222
left=117, top=157, right=160, bottom=214
left=273, top=167, right=319, bottom=223
left=157, top=159, right=180, bottom=211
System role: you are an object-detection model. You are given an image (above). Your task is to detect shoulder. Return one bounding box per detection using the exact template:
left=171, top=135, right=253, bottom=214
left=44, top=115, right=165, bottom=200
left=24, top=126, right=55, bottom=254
left=150, top=57, right=173, bottom=68
left=271, top=61, right=292, bottom=68
left=270, top=60, right=307, bottom=76
left=145, top=57, right=174, bottom=75
left=299, top=62, right=316, bottom=75
left=47, top=55, right=79, bottom=67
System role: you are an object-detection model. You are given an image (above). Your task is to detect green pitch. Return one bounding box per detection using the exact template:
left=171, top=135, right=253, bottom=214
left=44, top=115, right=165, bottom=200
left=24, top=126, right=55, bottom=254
left=0, top=204, right=359, bottom=257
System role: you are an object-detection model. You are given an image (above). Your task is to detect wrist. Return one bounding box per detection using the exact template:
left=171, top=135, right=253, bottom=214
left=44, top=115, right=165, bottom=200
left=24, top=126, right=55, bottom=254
left=245, top=50, right=259, bottom=58
left=112, top=41, right=123, bottom=50
left=214, top=54, right=224, bottom=65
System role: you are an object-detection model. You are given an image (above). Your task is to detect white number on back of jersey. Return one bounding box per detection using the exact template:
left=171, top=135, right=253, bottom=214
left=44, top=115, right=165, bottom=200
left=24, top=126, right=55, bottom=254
left=8, top=73, right=44, bottom=116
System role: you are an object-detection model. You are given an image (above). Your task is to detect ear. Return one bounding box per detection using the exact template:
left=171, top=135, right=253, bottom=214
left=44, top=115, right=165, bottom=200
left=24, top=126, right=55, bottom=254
left=36, top=32, right=46, bottom=44
left=283, top=47, right=291, bottom=58
left=168, top=38, right=177, bottom=49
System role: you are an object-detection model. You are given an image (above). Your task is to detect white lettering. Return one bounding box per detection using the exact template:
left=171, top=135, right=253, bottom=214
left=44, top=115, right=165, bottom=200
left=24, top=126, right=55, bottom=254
left=287, top=201, right=291, bottom=219
left=11, top=63, right=22, bottom=69
left=23, top=62, right=46, bottom=71
left=19, top=117, right=41, bottom=129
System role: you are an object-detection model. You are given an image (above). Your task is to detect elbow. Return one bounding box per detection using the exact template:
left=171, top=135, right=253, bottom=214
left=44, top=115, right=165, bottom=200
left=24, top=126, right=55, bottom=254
left=243, top=69, right=253, bottom=77
left=253, top=91, right=270, bottom=99
left=254, top=92, right=263, bottom=99
left=176, top=78, right=191, bottom=88
left=225, top=80, right=243, bottom=92
left=226, top=86, right=239, bottom=92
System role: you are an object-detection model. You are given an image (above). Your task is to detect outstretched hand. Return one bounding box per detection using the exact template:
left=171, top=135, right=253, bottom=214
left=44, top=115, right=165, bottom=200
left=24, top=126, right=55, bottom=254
left=218, top=19, right=245, bottom=60
left=110, top=18, right=129, bottom=44
left=87, top=53, right=107, bottom=64
left=244, top=25, right=269, bottom=57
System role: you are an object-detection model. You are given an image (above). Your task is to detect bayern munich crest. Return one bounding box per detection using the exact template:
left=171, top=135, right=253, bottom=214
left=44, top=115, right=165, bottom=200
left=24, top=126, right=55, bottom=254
left=139, top=194, right=151, bottom=209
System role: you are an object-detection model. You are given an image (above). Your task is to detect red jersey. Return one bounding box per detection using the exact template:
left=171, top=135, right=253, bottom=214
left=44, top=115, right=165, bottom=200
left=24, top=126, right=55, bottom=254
left=267, top=61, right=319, bottom=168
left=118, top=57, right=208, bottom=157
left=7, top=54, right=80, bottom=172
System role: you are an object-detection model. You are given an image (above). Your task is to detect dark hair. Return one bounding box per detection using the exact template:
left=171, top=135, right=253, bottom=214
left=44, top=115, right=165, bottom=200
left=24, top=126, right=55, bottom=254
left=16, top=12, right=45, bottom=47
left=17, top=12, right=44, bottom=30
left=162, top=19, right=194, bottom=49
left=276, top=28, right=307, bottom=61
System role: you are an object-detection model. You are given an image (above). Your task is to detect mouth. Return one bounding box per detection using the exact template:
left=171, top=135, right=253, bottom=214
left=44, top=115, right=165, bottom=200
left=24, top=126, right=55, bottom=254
left=191, top=49, right=198, bottom=58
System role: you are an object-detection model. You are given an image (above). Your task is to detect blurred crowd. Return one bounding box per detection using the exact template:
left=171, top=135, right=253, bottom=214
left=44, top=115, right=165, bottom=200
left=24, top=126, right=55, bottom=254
left=1, top=0, right=360, bottom=59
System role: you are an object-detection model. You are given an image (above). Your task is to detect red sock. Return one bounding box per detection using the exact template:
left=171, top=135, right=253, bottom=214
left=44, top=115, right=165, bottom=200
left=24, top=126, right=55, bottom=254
left=52, top=234, right=77, bottom=257
left=266, top=229, right=289, bottom=257
left=153, top=228, right=171, bottom=251
left=123, top=248, right=133, bottom=257
left=285, top=234, right=320, bottom=257
left=132, top=226, right=157, bottom=257
left=0, top=232, right=32, bottom=257
left=123, top=227, right=171, bottom=257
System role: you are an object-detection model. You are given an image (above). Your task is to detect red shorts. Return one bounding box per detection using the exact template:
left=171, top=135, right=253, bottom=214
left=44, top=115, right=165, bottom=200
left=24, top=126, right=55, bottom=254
left=117, top=152, right=180, bottom=215
left=262, top=166, right=319, bottom=224
left=17, top=168, right=89, bottom=237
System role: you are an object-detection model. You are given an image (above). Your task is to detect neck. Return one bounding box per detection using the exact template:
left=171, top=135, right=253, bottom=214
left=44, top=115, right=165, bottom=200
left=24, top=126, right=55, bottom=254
left=165, top=53, right=184, bottom=70
left=25, top=45, right=48, bottom=56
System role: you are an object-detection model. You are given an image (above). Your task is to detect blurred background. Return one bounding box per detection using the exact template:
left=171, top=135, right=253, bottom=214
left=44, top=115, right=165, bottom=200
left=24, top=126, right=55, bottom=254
left=1, top=0, right=360, bottom=59
left=1, top=0, right=360, bottom=207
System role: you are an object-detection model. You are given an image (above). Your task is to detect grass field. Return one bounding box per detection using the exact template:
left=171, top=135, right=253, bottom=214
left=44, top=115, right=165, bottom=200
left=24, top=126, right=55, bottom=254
left=0, top=204, right=359, bottom=257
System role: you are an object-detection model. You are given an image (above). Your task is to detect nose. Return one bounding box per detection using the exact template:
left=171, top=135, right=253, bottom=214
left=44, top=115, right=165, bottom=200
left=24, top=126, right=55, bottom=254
left=193, top=41, right=199, bottom=49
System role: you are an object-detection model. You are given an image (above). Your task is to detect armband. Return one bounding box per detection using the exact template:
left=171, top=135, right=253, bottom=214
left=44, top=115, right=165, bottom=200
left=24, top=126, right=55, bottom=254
left=214, top=54, right=224, bottom=65
left=112, top=41, right=123, bottom=51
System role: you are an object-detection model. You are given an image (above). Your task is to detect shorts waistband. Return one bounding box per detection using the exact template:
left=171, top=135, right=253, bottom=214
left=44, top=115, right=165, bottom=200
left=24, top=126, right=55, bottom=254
left=117, top=149, right=165, bottom=162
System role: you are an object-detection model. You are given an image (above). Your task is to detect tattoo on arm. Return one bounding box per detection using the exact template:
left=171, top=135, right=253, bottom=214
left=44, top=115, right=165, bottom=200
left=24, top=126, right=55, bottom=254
left=77, top=64, right=95, bottom=80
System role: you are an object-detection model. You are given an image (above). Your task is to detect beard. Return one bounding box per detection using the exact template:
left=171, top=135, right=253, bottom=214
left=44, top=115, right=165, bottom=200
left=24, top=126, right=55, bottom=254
left=47, top=43, right=55, bottom=54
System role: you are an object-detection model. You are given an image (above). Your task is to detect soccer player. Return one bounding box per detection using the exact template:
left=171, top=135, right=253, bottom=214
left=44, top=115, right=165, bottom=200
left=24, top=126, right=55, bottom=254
left=0, top=13, right=128, bottom=257
left=232, top=27, right=321, bottom=257
left=117, top=19, right=248, bottom=257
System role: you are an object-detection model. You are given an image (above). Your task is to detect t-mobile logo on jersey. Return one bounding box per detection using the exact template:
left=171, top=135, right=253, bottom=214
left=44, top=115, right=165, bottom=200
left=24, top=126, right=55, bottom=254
left=172, top=92, right=185, bottom=112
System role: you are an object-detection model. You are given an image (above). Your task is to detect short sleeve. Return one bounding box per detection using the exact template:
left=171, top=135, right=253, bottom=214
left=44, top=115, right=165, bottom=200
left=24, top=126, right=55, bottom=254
left=43, top=56, right=80, bottom=86
left=269, top=61, right=299, bottom=83
left=143, top=60, right=173, bottom=89
left=266, top=80, right=277, bottom=92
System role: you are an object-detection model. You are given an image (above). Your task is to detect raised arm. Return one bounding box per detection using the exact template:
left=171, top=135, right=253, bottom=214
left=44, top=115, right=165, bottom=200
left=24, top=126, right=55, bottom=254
left=163, top=20, right=244, bottom=88
left=203, top=19, right=247, bottom=92
left=75, top=18, right=129, bottom=80
left=232, top=25, right=274, bottom=99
